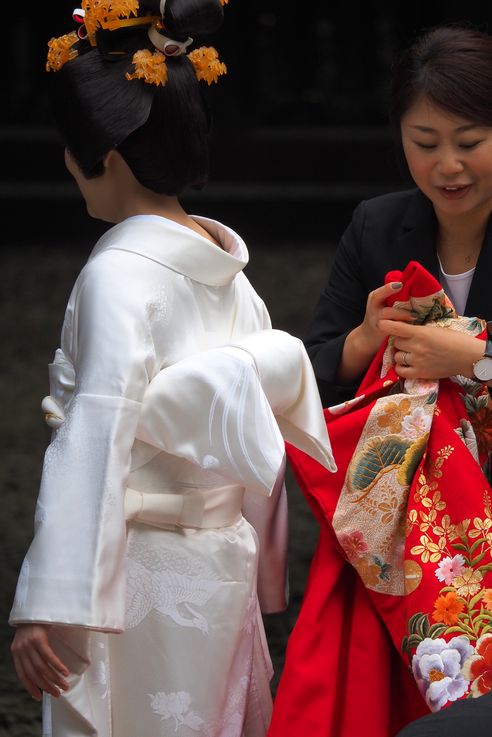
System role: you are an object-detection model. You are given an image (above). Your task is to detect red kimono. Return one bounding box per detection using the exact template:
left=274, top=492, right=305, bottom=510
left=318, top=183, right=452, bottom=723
left=268, top=262, right=492, bottom=737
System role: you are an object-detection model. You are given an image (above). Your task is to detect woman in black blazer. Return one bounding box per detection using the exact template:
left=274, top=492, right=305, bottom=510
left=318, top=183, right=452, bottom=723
left=296, top=25, right=492, bottom=737
left=306, top=26, right=492, bottom=410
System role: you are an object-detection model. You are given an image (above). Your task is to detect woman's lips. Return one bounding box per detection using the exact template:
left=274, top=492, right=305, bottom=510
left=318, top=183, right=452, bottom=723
left=438, top=184, right=472, bottom=200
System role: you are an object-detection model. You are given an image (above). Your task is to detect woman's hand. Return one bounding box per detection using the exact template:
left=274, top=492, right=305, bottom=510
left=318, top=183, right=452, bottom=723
left=378, top=319, right=484, bottom=380
left=358, top=281, right=414, bottom=356
left=11, top=624, right=70, bottom=701
left=338, top=282, right=413, bottom=384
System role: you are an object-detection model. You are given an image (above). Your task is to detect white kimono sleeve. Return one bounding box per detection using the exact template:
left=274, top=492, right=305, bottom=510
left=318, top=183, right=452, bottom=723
left=10, top=254, right=154, bottom=632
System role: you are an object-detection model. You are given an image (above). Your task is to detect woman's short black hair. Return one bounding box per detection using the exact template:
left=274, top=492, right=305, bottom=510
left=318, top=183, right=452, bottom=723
left=50, top=0, right=224, bottom=194
left=390, top=25, right=492, bottom=129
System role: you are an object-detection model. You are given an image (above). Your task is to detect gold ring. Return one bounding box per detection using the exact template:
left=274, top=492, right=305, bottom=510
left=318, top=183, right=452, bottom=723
left=402, top=351, right=409, bottom=367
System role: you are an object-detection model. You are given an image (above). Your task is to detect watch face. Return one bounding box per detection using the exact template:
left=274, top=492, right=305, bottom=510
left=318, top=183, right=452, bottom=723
left=474, top=357, right=492, bottom=382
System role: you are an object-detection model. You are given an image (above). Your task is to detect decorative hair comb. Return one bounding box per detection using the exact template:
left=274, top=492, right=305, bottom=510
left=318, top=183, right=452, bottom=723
left=46, top=0, right=228, bottom=87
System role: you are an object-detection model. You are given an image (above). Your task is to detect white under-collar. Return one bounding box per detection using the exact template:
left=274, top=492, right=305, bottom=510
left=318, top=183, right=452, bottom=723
left=89, top=214, right=249, bottom=287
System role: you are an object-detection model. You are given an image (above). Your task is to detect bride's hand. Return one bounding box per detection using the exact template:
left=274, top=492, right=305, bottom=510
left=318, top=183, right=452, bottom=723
left=11, top=624, right=70, bottom=701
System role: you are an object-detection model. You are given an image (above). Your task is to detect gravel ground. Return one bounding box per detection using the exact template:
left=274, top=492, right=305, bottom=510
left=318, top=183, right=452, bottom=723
left=0, top=236, right=335, bottom=735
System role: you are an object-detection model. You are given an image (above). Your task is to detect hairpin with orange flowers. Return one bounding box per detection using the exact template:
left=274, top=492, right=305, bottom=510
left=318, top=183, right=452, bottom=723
left=47, top=0, right=228, bottom=88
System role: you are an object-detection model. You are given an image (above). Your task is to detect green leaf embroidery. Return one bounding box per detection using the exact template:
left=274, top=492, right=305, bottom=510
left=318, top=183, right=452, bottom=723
left=347, top=434, right=413, bottom=498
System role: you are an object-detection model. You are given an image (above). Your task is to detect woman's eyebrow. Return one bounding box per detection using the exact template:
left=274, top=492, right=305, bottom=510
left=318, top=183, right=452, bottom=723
left=409, top=123, right=481, bottom=133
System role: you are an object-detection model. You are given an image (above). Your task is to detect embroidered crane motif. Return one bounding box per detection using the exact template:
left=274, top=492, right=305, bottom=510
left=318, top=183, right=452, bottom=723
left=125, top=557, right=222, bottom=633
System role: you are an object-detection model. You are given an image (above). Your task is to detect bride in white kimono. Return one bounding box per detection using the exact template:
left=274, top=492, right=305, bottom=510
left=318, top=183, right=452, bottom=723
left=10, top=2, right=335, bottom=736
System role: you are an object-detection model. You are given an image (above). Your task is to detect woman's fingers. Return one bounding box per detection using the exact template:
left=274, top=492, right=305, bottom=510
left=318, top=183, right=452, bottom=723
left=11, top=624, right=70, bottom=700
left=30, top=648, right=70, bottom=693
left=378, top=319, right=417, bottom=338
left=380, top=306, right=414, bottom=322
left=368, top=281, right=403, bottom=309
left=13, top=649, right=67, bottom=699
left=38, top=639, right=70, bottom=679
left=12, top=656, right=43, bottom=701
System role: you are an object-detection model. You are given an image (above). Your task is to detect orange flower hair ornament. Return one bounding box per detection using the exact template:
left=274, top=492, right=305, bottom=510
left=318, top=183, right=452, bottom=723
left=46, top=31, right=79, bottom=72
left=126, top=48, right=168, bottom=86
left=187, top=47, right=227, bottom=85
left=81, top=0, right=161, bottom=44
left=47, top=0, right=229, bottom=85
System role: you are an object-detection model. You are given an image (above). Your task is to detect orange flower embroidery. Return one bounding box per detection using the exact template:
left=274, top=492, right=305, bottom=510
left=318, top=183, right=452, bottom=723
left=432, top=591, right=465, bottom=626
left=482, top=589, right=492, bottom=612
left=377, top=399, right=411, bottom=433
left=357, top=558, right=380, bottom=587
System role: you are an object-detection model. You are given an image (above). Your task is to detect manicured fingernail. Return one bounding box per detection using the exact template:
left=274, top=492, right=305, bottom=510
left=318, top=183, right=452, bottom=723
left=391, top=282, right=403, bottom=289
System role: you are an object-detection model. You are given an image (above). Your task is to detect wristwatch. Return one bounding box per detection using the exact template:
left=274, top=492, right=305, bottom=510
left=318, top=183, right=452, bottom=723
left=473, top=322, right=492, bottom=383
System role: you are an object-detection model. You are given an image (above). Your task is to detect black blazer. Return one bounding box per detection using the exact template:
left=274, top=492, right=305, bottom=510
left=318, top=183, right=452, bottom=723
left=306, top=188, right=492, bottom=407
left=395, top=690, right=492, bottom=737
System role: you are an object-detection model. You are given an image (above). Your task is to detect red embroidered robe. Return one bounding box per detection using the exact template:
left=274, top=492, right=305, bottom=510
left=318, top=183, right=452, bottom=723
left=268, top=261, right=492, bottom=737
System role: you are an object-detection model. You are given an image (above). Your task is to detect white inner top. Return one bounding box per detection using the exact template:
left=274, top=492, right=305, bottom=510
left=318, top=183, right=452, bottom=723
left=438, top=257, right=475, bottom=316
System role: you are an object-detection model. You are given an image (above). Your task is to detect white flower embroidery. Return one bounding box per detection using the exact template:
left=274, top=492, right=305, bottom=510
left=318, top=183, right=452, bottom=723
left=401, top=406, right=432, bottom=439
left=404, top=378, right=438, bottom=396
left=149, top=691, right=203, bottom=731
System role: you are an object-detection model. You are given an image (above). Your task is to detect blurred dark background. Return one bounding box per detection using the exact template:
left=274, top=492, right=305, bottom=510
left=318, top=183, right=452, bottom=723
left=3, top=2, right=492, bottom=734
left=3, top=0, right=492, bottom=245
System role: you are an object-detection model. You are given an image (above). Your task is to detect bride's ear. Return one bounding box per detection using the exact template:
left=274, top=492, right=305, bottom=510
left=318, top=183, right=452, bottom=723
left=103, top=149, right=118, bottom=169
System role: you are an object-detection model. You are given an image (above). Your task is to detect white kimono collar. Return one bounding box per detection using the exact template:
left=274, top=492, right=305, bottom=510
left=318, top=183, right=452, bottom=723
left=88, top=214, right=249, bottom=287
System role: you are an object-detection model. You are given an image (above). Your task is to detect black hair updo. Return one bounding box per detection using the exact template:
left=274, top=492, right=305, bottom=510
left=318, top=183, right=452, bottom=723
left=50, top=0, right=224, bottom=194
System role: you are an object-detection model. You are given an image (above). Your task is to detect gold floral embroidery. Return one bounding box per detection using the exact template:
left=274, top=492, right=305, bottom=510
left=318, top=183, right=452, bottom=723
left=410, top=534, right=446, bottom=564
left=428, top=446, right=454, bottom=479
left=414, top=471, right=438, bottom=503
left=419, top=508, right=437, bottom=533
left=453, top=568, right=484, bottom=597
left=422, top=490, right=447, bottom=513
left=432, top=514, right=458, bottom=541
left=469, top=517, right=492, bottom=539
left=377, top=398, right=411, bottom=433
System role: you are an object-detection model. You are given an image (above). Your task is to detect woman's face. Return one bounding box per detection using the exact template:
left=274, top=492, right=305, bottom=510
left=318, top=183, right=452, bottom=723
left=401, top=95, right=492, bottom=222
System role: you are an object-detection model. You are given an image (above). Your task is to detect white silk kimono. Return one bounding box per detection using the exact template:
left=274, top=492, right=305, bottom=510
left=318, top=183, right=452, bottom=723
left=10, top=215, right=334, bottom=737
